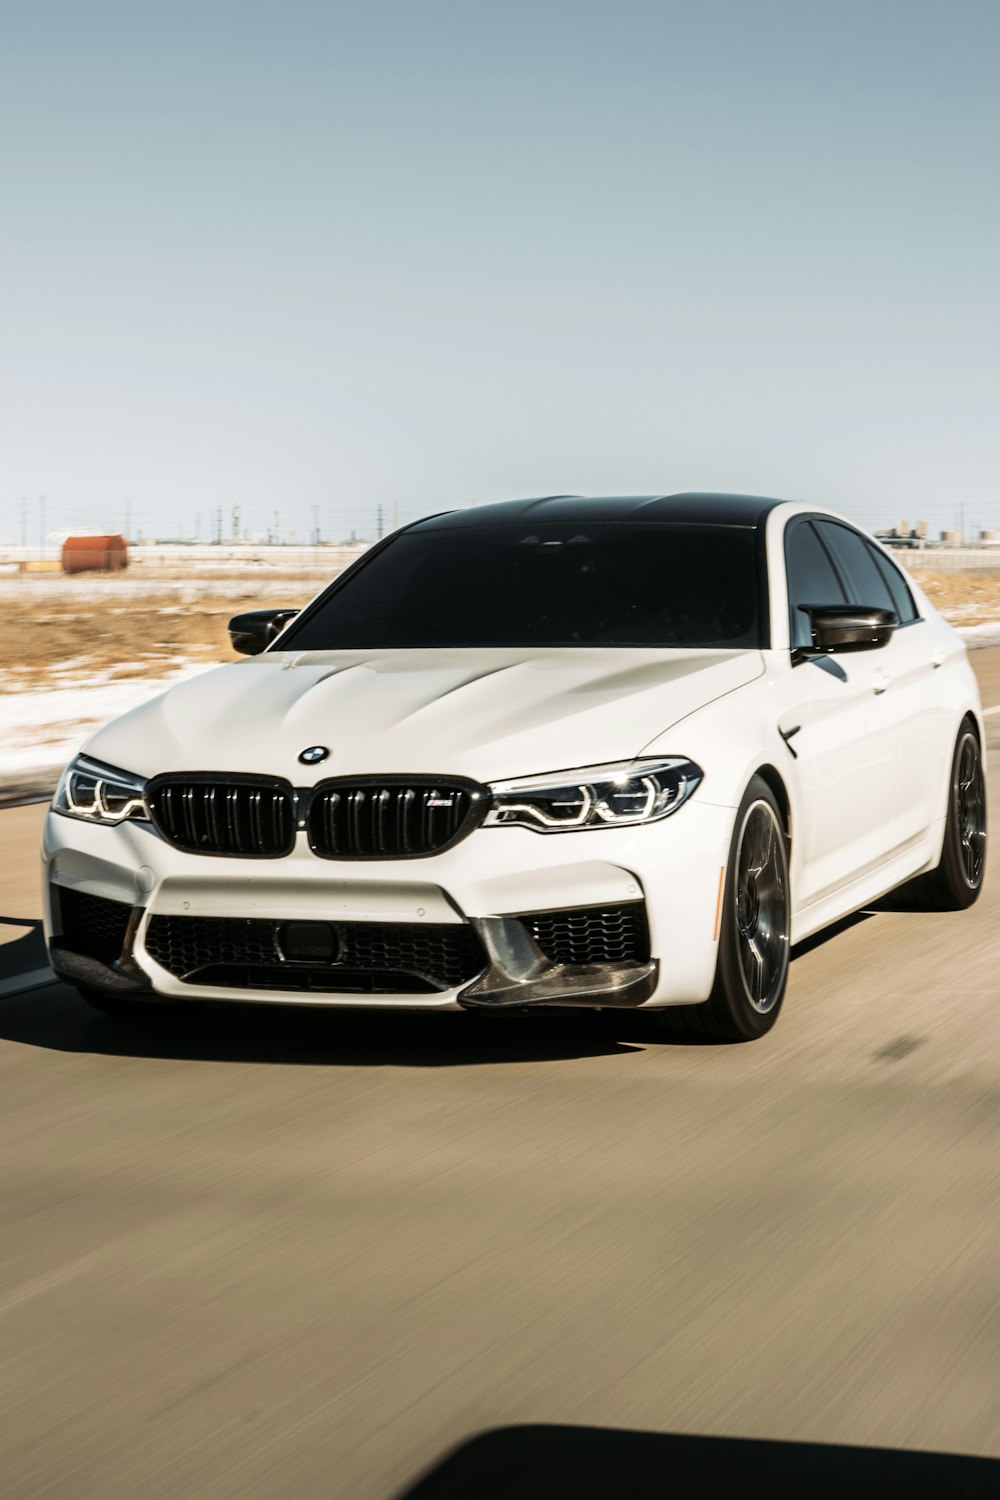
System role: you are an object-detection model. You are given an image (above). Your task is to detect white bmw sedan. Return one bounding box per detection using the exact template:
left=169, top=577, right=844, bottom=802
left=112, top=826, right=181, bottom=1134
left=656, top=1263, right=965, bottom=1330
left=42, top=494, right=987, bottom=1041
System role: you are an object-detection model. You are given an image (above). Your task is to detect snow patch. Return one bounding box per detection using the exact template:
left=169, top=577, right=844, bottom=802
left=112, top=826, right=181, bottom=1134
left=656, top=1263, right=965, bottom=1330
left=0, top=662, right=212, bottom=774
left=958, top=620, right=1000, bottom=648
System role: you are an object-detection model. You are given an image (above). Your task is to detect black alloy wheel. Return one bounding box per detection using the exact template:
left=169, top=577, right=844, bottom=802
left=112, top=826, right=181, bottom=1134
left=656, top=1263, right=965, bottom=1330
left=734, top=798, right=790, bottom=1017
left=955, top=731, right=987, bottom=890
left=909, top=719, right=987, bottom=910
left=647, top=775, right=791, bottom=1043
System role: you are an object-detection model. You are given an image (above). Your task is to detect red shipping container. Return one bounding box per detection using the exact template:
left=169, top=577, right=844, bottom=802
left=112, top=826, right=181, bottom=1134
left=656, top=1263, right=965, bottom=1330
left=61, top=534, right=129, bottom=573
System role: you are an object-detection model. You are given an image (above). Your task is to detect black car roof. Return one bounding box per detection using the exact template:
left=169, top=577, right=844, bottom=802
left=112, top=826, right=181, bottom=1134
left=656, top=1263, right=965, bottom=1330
left=410, top=493, right=788, bottom=530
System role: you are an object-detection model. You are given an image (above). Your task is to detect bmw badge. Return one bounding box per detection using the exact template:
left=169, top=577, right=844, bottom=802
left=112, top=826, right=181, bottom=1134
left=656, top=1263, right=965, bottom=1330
left=298, top=745, right=330, bottom=766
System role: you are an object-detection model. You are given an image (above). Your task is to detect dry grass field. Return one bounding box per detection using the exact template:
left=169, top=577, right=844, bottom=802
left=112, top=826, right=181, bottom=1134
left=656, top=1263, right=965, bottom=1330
left=3, top=584, right=318, bottom=693
left=0, top=543, right=362, bottom=693
left=3, top=564, right=999, bottom=695
left=912, top=569, right=1000, bottom=619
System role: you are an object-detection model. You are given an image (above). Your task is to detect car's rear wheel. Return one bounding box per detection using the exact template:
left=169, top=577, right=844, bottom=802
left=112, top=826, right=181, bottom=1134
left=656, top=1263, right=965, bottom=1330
left=907, top=719, right=986, bottom=911
left=648, top=776, right=790, bottom=1043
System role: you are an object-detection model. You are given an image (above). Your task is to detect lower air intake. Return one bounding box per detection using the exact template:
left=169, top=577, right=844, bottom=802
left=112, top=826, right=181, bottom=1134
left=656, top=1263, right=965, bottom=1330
left=521, top=902, right=651, bottom=965
left=57, top=888, right=133, bottom=964
left=144, top=914, right=487, bottom=993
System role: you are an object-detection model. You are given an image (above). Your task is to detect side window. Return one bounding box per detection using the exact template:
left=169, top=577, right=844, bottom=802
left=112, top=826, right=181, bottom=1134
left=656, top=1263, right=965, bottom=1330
left=868, top=541, right=919, bottom=624
left=815, top=522, right=896, bottom=614
left=784, top=521, right=847, bottom=648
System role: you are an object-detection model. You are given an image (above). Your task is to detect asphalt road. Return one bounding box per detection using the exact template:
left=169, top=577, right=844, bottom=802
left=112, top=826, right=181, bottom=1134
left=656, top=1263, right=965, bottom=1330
left=1, top=652, right=998, bottom=1498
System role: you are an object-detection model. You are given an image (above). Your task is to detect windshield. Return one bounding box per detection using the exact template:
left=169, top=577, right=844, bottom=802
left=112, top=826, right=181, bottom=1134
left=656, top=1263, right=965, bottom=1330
left=281, top=522, right=763, bottom=650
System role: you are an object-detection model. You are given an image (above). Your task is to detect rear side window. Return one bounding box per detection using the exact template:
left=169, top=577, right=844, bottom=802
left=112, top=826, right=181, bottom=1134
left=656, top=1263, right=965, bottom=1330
left=815, top=522, right=896, bottom=614
left=867, top=542, right=920, bottom=624
left=784, top=521, right=846, bottom=648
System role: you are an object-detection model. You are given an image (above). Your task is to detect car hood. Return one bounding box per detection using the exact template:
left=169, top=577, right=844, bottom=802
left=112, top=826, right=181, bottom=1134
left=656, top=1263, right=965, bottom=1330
left=83, top=647, right=764, bottom=783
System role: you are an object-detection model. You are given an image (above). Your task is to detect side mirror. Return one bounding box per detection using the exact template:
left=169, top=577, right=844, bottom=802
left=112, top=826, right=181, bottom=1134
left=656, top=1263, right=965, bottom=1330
left=795, top=605, right=897, bottom=658
left=228, top=608, right=299, bottom=656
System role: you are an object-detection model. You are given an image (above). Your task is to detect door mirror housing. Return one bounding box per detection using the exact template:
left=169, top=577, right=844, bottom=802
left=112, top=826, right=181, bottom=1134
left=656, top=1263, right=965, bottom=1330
left=228, top=608, right=299, bottom=656
left=794, top=605, right=897, bottom=660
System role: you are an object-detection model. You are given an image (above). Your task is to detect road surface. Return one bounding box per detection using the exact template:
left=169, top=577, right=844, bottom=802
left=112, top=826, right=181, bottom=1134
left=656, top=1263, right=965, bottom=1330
left=1, top=651, right=998, bottom=1497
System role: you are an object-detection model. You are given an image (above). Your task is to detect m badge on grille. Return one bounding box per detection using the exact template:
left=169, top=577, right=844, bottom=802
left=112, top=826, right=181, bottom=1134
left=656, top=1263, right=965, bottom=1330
left=298, top=745, right=330, bottom=765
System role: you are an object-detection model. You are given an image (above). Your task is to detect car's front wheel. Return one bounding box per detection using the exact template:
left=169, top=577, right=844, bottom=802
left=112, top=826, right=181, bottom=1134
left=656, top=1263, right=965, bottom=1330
left=649, top=776, right=791, bottom=1043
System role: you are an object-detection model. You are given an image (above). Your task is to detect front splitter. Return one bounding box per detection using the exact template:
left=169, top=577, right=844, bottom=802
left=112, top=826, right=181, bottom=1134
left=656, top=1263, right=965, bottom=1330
left=457, top=915, right=658, bottom=1009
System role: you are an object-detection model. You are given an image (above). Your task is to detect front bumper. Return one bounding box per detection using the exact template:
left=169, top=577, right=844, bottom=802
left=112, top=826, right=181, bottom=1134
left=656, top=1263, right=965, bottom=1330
left=42, top=799, right=736, bottom=1010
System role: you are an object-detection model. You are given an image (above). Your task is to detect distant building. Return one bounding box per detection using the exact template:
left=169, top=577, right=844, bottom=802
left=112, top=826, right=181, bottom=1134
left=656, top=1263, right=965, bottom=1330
left=61, top=534, right=129, bottom=573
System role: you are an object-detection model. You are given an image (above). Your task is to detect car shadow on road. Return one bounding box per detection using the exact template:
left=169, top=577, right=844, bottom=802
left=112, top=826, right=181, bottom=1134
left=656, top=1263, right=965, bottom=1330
left=789, top=890, right=939, bottom=963
left=790, top=906, right=878, bottom=960
left=3, top=896, right=937, bottom=1067
left=0, top=916, right=47, bottom=981
left=395, top=1424, right=999, bottom=1499
left=0, top=985, right=646, bottom=1067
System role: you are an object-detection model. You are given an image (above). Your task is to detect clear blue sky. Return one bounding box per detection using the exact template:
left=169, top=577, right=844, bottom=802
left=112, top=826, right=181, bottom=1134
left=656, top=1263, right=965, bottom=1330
left=2, top=0, right=998, bottom=543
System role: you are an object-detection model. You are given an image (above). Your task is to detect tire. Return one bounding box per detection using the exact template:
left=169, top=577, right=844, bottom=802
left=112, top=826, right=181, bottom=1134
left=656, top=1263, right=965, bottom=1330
left=648, top=776, right=791, bottom=1043
left=906, top=719, right=987, bottom=911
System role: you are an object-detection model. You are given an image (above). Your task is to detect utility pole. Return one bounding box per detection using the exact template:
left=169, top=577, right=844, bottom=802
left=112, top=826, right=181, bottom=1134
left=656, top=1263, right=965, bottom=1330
left=274, top=510, right=280, bottom=546
left=376, top=504, right=384, bottom=540
left=38, top=495, right=46, bottom=558
left=231, top=505, right=241, bottom=543
left=312, top=504, right=320, bottom=546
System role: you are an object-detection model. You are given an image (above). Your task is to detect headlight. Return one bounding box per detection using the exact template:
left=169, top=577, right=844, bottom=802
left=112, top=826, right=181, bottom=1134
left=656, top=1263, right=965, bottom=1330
left=52, top=755, right=150, bottom=825
left=484, top=758, right=702, bottom=833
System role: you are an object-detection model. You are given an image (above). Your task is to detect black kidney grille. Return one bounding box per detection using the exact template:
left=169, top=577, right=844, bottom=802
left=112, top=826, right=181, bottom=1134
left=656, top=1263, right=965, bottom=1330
left=522, top=903, right=650, bottom=966
left=148, top=779, right=295, bottom=857
left=58, top=888, right=133, bottom=963
left=144, top=914, right=486, bottom=992
left=309, top=781, right=480, bottom=858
